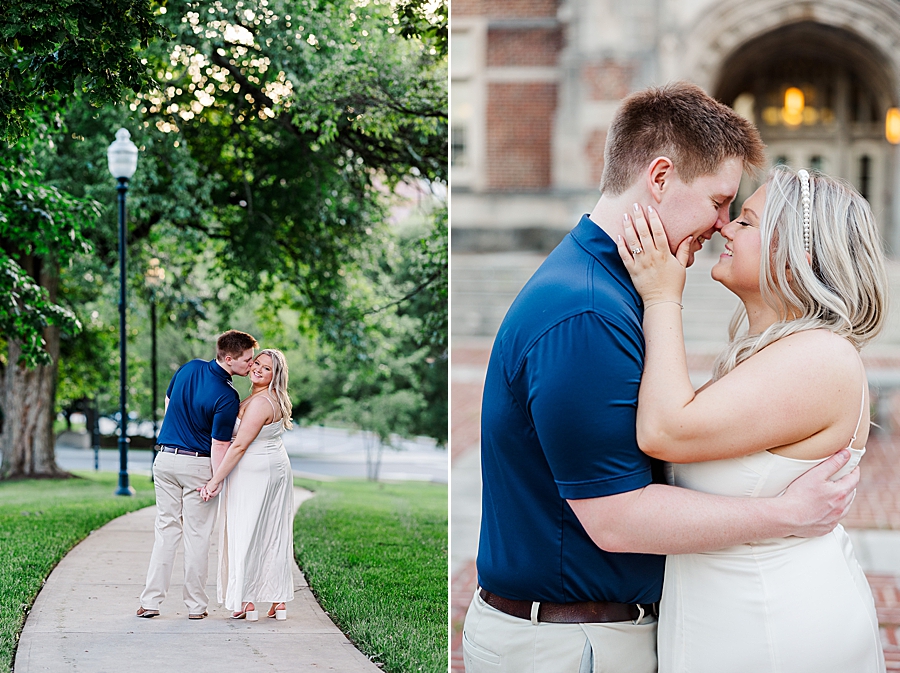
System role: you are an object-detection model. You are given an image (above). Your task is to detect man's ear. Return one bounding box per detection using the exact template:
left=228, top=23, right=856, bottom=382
left=647, top=156, right=674, bottom=204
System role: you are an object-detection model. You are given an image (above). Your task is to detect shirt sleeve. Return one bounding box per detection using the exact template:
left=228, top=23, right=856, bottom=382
left=210, top=392, right=240, bottom=442
left=515, top=311, right=653, bottom=500
left=165, top=364, right=183, bottom=398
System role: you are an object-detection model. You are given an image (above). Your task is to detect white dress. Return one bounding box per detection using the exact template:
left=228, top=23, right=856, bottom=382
left=217, top=401, right=295, bottom=611
left=658, top=384, right=884, bottom=672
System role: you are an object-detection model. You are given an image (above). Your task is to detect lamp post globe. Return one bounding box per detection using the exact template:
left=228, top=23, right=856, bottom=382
left=107, top=128, right=138, bottom=179
left=109, top=128, right=138, bottom=496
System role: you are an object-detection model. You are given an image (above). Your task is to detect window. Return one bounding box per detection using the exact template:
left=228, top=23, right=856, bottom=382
left=859, top=155, right=871, bottom=201
left=452, top=126, right=468, bottom=167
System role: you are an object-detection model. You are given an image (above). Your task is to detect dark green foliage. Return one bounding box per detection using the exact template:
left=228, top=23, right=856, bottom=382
left=2, top=0, right=447, bottom=450
left=0, top=0, right=169, bottom=141
left=0, top=137, right=99, bottom=366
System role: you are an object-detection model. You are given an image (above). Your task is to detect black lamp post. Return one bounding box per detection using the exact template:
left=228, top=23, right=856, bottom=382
left=145, top=258, right=165, bottom=477
left=108, top=129, right=139, bottom=496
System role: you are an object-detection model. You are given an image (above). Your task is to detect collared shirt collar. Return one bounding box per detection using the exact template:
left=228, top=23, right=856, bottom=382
left=209, top=358, right=233, bottom=380
left=570, top=214, right=641, bottom=306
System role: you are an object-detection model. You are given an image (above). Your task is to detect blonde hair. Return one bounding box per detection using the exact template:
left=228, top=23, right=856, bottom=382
left=712, top=166, right=888, bottom=380
left=600, top=82, right=766, bottom=195
left=256, top=348, right=294, bottom=430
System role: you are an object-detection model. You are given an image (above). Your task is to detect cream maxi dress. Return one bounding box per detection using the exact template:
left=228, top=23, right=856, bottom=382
left=658, top=384, right=884, bottom=673
left=217, top=397, right=294, bottom=612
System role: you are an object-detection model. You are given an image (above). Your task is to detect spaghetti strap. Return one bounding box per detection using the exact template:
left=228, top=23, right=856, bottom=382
left=265, top=394, right=283, bottom=421
left=255, top=393, right=281, bottom=423
left=850, top=359, right=868, bottom=445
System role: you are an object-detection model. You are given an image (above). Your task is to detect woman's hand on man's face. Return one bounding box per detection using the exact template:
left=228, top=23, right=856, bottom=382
left=616, top=204, right=690, bottom=304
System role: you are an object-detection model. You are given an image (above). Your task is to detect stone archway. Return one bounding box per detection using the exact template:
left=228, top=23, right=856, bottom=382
left=677, top=0, right=900, bottom=251
left=681, top=0, right=900, bottom=95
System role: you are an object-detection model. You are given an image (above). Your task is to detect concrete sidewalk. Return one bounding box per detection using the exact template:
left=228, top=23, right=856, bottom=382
left=15, top=488, right=380, bottom=673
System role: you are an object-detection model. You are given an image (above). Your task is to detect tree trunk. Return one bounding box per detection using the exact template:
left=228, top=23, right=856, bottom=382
left=0, top=260, right=67, bottom=479
left=364, top=431, right=385, bottom=481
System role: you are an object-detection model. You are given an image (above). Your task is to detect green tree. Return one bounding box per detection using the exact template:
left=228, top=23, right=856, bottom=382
left=310, top=201, right=448, bottom=476
left=131, top=0, right=447, bottom=327
left=0, top=134, right=100, bottom=477
left=0, top=0, right=168, bottom=141
left=1, top=0, right=448, bottom=478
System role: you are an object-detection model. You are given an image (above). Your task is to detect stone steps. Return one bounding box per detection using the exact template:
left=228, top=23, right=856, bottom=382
left=451, top=251, right=900, bottom=357
left=450, top=252, right=740, bottom=348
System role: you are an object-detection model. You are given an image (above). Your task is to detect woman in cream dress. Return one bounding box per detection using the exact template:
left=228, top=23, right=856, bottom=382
left=201, top=348, right=294, bottom=621
left=617, top=167, right=886, bottom=672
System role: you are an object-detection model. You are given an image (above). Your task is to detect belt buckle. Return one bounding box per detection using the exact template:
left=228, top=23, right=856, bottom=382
left=632, top=604, right=645, bottom=625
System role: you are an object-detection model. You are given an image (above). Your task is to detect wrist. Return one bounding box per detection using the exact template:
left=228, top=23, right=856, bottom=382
left=643, top=300, right=683, bottom=310
left=642, top=292, right=682, bottom=305
left=762, top=496, right=797, bottom=538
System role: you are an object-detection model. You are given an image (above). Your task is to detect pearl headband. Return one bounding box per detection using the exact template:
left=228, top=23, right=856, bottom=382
left=799, top=169, right=811, bottom=253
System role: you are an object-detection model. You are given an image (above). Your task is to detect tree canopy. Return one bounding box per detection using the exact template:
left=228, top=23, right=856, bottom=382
left=1, top=0, right=448, bottom=463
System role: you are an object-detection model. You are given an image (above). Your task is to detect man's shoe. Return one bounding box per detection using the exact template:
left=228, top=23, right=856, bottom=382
left=189, top=610, right=209, bottom=620
left=136, top=607, right=160, bottom=618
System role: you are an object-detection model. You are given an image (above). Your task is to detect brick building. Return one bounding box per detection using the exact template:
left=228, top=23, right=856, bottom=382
left=451, top=0, right=900, bottom=255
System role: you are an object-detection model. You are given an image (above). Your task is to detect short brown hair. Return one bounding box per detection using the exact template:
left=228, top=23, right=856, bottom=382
left=599, top=81, right=766, bottom=196
left=216, top=330, right=258, bottom=360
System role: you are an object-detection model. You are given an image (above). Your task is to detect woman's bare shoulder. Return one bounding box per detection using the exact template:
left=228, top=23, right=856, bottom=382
left=753, top=329, right=862, bottom=384
left=770, top=329, right=858, bottom=359
left=240, top=393, right=270, bottom=415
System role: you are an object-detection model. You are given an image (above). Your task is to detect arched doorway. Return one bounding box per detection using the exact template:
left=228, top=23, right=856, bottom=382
left=678, top=0, right=900, bottom=252
left=713, top=22, right=897, bottom=238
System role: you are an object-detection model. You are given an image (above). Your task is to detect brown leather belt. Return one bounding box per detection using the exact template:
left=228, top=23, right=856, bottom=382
left=479, top=588, right=658, bottom=624
left=158, top=445, right=206, bottom=457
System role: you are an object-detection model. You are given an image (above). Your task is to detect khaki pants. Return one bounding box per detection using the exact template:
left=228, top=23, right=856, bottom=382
left=462, top=590, right=658, bottom=673
left=139, top=451, right=218, bottom=615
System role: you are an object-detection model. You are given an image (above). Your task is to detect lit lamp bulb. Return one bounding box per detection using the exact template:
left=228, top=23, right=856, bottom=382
left=886, top=108, right=900, bottom=144
left=783, top=87, right=805, bottom=127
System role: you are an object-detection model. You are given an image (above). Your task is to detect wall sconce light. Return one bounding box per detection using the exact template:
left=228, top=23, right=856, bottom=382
left=886, top=108, right=900, bottom=144
left=783, top=87, right=805, bottom=127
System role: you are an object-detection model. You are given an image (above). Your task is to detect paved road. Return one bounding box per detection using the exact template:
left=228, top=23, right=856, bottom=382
left=56, top=425, right=448, bottom=483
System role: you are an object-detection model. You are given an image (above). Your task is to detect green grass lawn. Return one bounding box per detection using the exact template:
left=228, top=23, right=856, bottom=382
left=0, top=472, right=155, bottom=673
left=294, top=478, right=448, bottom=673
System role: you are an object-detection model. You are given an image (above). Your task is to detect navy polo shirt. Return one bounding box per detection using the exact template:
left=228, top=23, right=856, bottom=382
left=156, top=359, right=240, bottom=455
left=477, top=215, right=665, bottom=605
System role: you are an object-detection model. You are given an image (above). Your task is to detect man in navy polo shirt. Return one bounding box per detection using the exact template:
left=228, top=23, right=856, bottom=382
left=462, top=83, right=861, bottom=671
left=136, top=329, right=257, bottom=619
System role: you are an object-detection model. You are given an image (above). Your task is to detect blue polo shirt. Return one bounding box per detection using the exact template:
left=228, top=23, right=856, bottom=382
left=477, top=215, right=665, bottom=605
left=156, top=359, right=240, bottom=455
